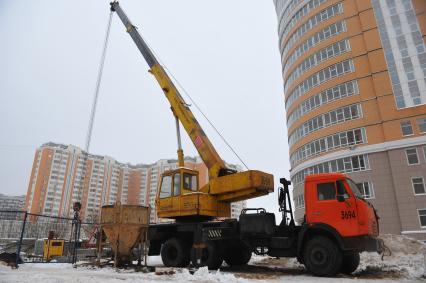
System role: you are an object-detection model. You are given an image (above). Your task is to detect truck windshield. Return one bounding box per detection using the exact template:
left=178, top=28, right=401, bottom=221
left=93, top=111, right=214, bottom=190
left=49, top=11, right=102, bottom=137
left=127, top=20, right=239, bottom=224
left=347, top=178, right=364, bottom=199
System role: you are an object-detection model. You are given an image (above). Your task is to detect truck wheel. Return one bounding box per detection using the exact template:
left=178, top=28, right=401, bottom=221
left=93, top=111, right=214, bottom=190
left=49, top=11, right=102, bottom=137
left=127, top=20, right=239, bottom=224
left=303, top=236, right=342, bottom=277
left=340, top=252, right=360, bottom=274
left=191, top=241, right=223, bottom=270
left=224, top=242, right=252, bottom=266
left=161, top=238, right=190, bottom=267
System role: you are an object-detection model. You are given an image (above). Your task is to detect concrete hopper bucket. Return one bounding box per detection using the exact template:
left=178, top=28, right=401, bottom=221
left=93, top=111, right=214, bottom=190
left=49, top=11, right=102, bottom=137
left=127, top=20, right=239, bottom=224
left=101, top=203, right=150, bottom=266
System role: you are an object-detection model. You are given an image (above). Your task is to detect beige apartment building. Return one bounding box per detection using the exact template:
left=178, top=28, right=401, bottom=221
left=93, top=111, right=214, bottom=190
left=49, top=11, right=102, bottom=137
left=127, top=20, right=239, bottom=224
left=25, top=143, right=245, bottom=223
left=0, top=194, right=25, bottom=220
left=274, top=0, right=426, bottom=240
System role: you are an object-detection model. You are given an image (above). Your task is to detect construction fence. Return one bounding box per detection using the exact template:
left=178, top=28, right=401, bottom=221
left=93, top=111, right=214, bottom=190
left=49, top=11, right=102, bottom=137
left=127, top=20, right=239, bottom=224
left=0, top=210, right=99, bottom=266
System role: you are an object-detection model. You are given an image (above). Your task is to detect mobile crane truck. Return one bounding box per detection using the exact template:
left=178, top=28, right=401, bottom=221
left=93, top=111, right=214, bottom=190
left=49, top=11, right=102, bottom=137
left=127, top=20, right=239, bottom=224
left=110, top=2, right=384, bottom=276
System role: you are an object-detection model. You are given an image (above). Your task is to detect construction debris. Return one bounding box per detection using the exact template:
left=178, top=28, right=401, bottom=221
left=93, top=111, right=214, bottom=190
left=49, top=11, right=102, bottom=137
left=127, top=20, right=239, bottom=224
left=0, top=252, right=22, bottom=268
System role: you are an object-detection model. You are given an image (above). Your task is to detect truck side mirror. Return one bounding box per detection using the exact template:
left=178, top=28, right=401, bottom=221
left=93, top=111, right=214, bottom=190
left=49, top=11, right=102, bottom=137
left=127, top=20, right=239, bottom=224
left=336, top=195, right=345, bottom=202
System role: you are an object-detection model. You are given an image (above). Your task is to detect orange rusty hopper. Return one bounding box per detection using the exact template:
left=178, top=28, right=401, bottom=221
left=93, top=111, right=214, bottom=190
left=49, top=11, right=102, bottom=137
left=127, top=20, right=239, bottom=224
left=101, top=203, right=150, bottom=266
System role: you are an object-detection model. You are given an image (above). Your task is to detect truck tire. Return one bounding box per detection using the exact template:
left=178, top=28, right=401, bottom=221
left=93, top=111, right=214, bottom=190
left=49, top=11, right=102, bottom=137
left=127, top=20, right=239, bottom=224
left=340, top=252, right=360, bottom=274
left=191, top=241, right=223, bottom=270
left=224, top=242, right=252, bottom=266
left=161, top=238, right=190, bottom=267
left=303, top=236, right=342, bottom=277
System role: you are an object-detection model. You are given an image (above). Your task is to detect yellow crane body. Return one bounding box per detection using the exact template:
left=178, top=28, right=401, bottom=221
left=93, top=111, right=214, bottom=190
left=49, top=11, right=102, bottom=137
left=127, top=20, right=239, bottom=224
left=156, top=167, right=274, bottom=219
left=111, top=2, right=274, bottom=221
left=207, top=170, right=274, bottom=202
left=157, top=189, right=231, bottom=219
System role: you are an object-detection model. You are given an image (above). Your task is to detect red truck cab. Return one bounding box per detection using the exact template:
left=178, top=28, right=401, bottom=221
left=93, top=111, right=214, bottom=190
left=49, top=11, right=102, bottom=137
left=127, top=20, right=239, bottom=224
left=295, top=173, right=382, bottom=276
left=304, top=173, right=379, bottom=238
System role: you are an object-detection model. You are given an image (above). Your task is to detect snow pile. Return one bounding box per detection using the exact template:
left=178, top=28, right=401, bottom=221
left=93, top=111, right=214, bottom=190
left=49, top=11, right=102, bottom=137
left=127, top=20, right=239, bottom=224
left=356, top=234, right=426, bottom=279
left=187, top=267, right=245, bottom=282
left=251, top=235, right=426, bottom=280
left=0, top=263, right=248, bottom=283
left=154, top=267, right=244, bottom=283
left=122, top=266, right=246, bottom=283
left=250, top=254, right=303, bottom=270
left=0, top=235, right=425, bottom=282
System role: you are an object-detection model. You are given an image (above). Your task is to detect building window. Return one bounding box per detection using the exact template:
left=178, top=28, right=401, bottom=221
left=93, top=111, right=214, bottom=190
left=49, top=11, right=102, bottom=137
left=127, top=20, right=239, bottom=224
left=295, top=194, right=305, bottom=209
left=418, top=209, right=426, bottom=227
left=357, top=182, right=375, bottom=199
left=276, top=0, right=302, bottom=34
left=285, top=39, right=351, bottom=91
left=287, top=80, right=359, bottom=128
left=372, top=0, right=426, bottom=108
left=282, top=3, right=343, bottom=59
left=423, top=145, right=426, bottom=161
left=289, top=103, right=362, bottom=147
left=412, top=177, right=425, bottom=195
left=417, top=118, right=426, bottom=133
left=400, top=121, right=414, bottom=136
left=284, top=20, right=347, bottom=91
left=290, top=127, right=366, bottom=166
left=406, top=148, right=419, bottom=165
left=279, top=0, right=327, bottom=44
left=286, top=59, right=354, bottom=110
left=292, top=154, right=370, bottom=185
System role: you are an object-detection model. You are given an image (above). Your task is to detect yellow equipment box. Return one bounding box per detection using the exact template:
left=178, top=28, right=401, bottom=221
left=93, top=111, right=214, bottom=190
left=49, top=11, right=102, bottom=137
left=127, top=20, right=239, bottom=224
left=43, top=239, right=64, bottom=261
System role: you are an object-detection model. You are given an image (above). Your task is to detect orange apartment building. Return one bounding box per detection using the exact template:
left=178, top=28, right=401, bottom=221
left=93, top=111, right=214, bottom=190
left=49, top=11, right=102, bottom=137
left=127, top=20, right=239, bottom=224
left=25, top=142, right=245, bottom=223
left=274, top=0, right=426, bottom=240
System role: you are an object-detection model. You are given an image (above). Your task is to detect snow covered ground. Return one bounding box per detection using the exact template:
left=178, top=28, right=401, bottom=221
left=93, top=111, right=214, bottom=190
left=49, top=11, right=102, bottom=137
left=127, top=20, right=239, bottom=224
left=0, top=235, right=425, bottom=283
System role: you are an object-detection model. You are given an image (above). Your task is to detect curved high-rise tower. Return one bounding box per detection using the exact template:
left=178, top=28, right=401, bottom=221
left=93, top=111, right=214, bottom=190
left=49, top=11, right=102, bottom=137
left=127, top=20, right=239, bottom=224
left=274, top=0, right=426, bottom=240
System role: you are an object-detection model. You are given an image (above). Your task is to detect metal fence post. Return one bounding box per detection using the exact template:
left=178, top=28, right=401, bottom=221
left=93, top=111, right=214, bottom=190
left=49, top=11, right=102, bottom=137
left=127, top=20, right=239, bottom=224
left=96, top=225, right=102, bottom=266
left=76, top=220, right=81, bottom=263
left=71, top=202, right=82, bottom=264
left=68, top=221, right=75, bottom=259
left=72, top=219, right=78, bottom=264
left=16, top=211, right=28, bottom=267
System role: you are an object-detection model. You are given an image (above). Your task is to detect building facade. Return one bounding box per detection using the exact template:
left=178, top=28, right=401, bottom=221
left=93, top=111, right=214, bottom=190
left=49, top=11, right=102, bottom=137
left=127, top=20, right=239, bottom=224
left=0, top=194, right=25, bottom=220
left=274, top=0, right=426, bottom=240
left=25, top=143, right=245, bottom=223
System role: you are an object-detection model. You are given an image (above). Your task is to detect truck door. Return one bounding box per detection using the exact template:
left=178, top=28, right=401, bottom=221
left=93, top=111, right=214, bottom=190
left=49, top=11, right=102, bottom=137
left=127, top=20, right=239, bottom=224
left=310, top=180, right=358, bottom=237
left=178, top=172, right=199, bottom=215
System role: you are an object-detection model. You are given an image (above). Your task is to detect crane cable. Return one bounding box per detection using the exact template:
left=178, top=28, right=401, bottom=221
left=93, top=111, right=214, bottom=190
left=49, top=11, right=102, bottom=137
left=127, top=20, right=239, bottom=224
left=78, top=11, right=113, bottom=204
left=85, top=10, right=114, bottom=153
left=144, top=39, right=250, bottom=170
left=84, top=10, right=250, bottom=172
left=164, top=65, right=250, bottom=171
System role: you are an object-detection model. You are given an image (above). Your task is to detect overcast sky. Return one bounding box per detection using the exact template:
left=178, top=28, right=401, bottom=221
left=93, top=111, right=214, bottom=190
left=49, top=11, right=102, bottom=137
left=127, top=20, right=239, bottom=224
left=0, top=0, right=290, bottom=214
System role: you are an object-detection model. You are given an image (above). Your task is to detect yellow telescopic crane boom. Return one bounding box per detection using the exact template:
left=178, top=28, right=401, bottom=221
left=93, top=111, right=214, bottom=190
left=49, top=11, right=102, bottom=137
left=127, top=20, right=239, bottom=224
left=111, top=1, right=228, bottom=179
left=110, top=2, right=274, bottom=221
